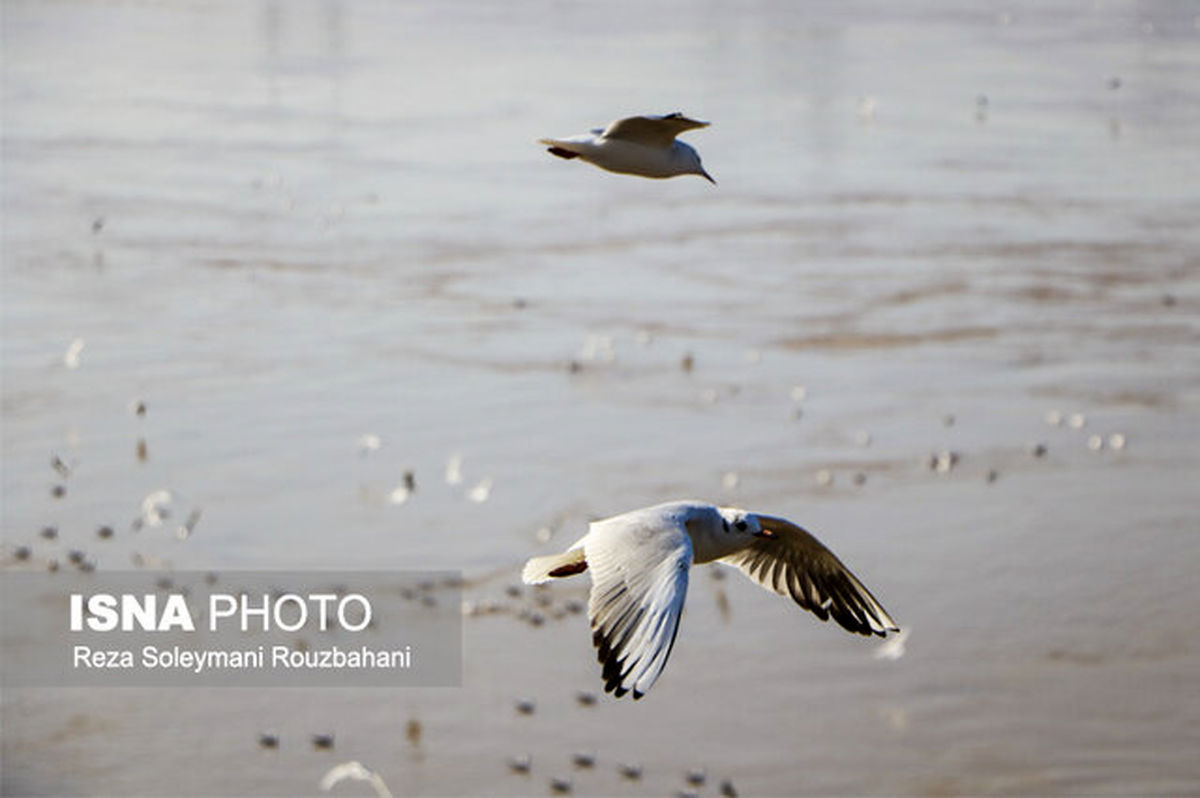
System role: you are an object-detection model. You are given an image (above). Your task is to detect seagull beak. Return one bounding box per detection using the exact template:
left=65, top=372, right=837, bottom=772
left=699, top=169, right=717, bottom=185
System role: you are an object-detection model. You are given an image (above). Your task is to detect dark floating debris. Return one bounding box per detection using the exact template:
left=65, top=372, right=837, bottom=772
left=507, top=754, right=532, bottom=774
left=571, top=752, right=595, bottom=769
left=680, top=352, right=694, bottom=373
left=96, top=525, right=114, bottom=540
left=986, top=469, right=1000, bottom=484
left=574, top=691, right=597, bottom=707
left=405, top=718, right=422, bottom=748
left=1028, top=443, right=1048, bottom=458
left=258, top=732, right=279, bottom=749
left=715, top=587, right=732, bottom=623
left=136, top=439, right=149, bottom=462
left=40, top=525, right=58, bottom=540
left=549, top=777, right=572, bottom=794
left=618, top=763, right=643, bottom=781
left=720, top=778, right=739, bottom=798
left=519, top=609, right=544, bottom=627
left=47, top=559, right=60, bottom=573
left=927, top=451, right=959, bottom=474
left=685, top=768, right=707, bottom=787
left=311, top=733, right=335, bottom=750
left=14, top=545, right=32, bottom=561
left=852, top=472, right=867, bottom=487
left=204, top=572, right=218, bottom=586
left=51, top=455, right=72, bottom=478
left=177, top=509, right=202, bottom=540
left=67, top=549, right=85, bottom=565
left=51, top=484, right=66, bottom=498
left=515, top=698, right=536, bottom=716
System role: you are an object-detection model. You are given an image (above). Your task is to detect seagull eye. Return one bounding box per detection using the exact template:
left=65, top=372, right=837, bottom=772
left=734, top=520, right=748, bottom=531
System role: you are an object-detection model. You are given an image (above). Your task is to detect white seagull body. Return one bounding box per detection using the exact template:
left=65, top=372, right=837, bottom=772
left=538, top=113, right=715, bottom=183
left=522, top=500, right=898, bottom=699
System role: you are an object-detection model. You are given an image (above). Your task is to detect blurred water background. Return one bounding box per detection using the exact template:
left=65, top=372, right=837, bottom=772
left=3, top=0, right=1199, bottom=795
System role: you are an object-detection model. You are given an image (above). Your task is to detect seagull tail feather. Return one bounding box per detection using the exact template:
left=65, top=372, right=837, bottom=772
left=522, top=548, right=588, bottom=584
left=537, top=138, right=583, bottom=159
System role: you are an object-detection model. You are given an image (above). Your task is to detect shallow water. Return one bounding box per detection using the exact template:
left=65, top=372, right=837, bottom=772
left=3, top=0, right=1200, bottom=795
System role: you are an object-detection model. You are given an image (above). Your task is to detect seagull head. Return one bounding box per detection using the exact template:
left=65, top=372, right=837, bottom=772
left=676, top=141, right=716, bottom=185
left=716, top=507, right=771, bottom=539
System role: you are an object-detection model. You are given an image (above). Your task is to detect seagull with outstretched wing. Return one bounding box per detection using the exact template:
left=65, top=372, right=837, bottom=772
left=523, top=500, right=898, bottom=699
left=538, top=113, right=716, bottom=183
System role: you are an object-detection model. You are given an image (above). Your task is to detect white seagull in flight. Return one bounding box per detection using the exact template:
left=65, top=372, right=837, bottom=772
left=523, top=500, right=898, bottom=699
left=538, top=113, right=716, bottom=183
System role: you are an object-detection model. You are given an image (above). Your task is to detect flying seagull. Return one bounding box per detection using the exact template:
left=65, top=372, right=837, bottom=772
left=538, top=113, right=715, bottom=183
left=522, top=500, right=898, bottom=699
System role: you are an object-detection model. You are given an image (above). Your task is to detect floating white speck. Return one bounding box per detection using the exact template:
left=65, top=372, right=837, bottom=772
left=1108, top=433, right=1126, bottom=450
left=879, top=705, right=909, bottom=732
left=815, top=469, right=833, bottom=487
left=1087, top=434, right=1104, bottom=451
left=176, top=508, right=202, bottom=541
left=468, top=476, right=493, bottom=504
left=634, top=330, right=653, bottom=347
left=319, top=761, right=394, bottom=798
left=855, top=430, right=873, bottom=447
left=445, top=454, right=463, bottom=486
left=856, top=96, right=878, bottom=122
left=388, top=483, right=412, bottom=505
left=933, top=451, right=959, bottom=473
left=874, top=627, right=910, bottom=661
left=63, top=338, right=85, bottom=369
left=358, top=434, right=382, bottom=454
left=789, top=385, right=808, bottom=402
left=535, top=526, right=553, bottom=544
left=722, top=471, right=740, bottom=490
left=580, top=334, right=615, bottom=363
left=744, top=348, right=761, bottom=364
left=1068, top=412, right=1087, bottom=430
left=1044, top=410, right=1063, bottom=427
left=140, top=490, right=173, bottom=527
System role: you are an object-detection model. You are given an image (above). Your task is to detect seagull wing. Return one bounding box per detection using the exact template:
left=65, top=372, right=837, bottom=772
left=600, top=113, right=710, bottom=148
left=585, top=514, right=693, bottom=699
left=720, top=515, right=898, bottom=637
